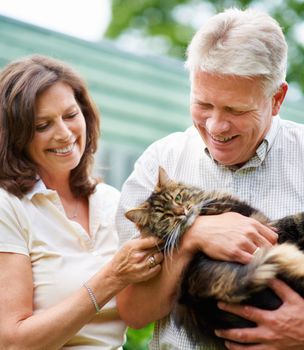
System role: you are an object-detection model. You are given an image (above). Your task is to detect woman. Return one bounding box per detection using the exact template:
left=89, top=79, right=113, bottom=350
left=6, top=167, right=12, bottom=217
left=0, top=55, right=163, bottom=349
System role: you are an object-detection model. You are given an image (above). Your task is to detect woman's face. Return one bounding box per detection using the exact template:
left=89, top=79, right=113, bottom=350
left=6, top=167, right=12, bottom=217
left=27, top=81, right=86, bottom=181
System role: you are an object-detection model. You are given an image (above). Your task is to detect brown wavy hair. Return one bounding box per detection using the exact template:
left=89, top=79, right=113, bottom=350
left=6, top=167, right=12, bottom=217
left=0, top=55, right=100, bottom=198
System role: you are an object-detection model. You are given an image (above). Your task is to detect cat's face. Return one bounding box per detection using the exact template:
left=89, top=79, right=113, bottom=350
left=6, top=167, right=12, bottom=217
left=125, top=167, right=202, bottom=250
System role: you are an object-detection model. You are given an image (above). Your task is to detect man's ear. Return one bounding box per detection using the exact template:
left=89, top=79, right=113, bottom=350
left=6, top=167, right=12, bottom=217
left=272, top=82, right=288, bottom=116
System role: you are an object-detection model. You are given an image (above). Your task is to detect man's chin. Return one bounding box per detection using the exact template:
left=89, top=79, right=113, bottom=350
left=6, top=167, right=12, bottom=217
left=211, top=154, right=243, bottom=167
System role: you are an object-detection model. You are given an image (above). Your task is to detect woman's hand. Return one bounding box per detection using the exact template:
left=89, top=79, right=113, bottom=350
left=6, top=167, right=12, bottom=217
left=182, top=212, right=278, bottom=264
left=110, top=237, right=163, bottom=286
left=214, top=279, right=304, bottom=349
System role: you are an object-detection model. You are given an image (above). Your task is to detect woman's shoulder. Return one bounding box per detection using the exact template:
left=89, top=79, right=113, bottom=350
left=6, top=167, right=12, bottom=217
left=0, top=188, right=22, bottom=207
left=0, top=188, right=30, bottom=232
left=95, top=182, right=120, bottom=197
left=91, top=182, right=120, bottom=208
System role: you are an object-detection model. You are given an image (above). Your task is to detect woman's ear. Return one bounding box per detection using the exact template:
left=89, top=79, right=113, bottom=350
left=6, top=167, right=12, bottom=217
left=272, top=82, right=288, bottom=116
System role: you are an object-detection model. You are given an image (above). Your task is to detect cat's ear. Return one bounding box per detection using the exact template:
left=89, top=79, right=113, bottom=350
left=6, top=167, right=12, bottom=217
left=158, top=166, right=171, bottom=188
left=125, top=205, right=150, bottom=227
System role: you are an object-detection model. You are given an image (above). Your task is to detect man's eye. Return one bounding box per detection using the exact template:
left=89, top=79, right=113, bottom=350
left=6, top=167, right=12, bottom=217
left=197, top=103, right=212, bottom=110
left=226, top=107, right=247, bottom=115
left=232, top=110, right=246, bottom=115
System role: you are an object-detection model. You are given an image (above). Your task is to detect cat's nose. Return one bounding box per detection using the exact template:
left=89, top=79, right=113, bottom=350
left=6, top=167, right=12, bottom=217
left=173, top=206, right=186, bottom=215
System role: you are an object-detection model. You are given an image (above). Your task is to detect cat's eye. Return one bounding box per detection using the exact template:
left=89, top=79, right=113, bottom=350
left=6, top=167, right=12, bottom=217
left=175, top=194, right=182, bottom=202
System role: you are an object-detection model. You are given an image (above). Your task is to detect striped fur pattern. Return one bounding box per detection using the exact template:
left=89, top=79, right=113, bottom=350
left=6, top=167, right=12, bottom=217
left=125, top=167, right=304, bottom=345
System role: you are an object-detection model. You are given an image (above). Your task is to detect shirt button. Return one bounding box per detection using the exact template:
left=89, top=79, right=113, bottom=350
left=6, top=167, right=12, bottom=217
left=78, top=238, right=90, bottom=249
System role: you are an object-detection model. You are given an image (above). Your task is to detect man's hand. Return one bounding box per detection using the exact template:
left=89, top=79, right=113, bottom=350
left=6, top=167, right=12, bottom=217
left=182, top=212, right=278, bottom=264
left=214, top=279, right=304, bottom=349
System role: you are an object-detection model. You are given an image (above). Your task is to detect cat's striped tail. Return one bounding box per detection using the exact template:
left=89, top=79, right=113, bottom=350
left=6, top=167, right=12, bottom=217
left=181, top=242, right=304, bottom=304
left=249, top=243, right=304, bottom=289
left=220, top=242, right=304, bottom=303
left=173, top=242, right=304, bottom=344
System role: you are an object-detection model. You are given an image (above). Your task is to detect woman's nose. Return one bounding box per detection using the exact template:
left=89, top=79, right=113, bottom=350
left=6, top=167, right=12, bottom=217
left=54, top=120, right=73, bottom=142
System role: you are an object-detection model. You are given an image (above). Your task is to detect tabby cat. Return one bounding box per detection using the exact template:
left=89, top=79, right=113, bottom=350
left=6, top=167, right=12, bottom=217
left=125, top=167, right=304, bottom=346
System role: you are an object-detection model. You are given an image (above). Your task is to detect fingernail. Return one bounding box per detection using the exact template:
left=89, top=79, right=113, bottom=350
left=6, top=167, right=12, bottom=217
left=224, top=341, right=231, bottom=349
left=217, top=302, right=225, bottom=309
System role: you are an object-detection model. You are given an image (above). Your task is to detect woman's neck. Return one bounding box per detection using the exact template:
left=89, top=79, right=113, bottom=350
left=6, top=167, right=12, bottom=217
left=39, top=172, right=74, bottom=199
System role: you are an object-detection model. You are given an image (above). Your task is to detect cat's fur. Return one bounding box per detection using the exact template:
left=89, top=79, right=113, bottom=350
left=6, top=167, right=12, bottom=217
left=125, top=167, right=304, bottom=346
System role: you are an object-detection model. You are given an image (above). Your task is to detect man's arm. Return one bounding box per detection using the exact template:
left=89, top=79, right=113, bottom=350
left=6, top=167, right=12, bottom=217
left=215, top=279, right=304, bottom=350
left=116, top=144, right=277, bottom=327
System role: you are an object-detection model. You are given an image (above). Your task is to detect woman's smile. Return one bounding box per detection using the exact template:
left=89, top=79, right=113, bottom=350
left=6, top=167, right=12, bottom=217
left=47, top=142, right=76, bottom=155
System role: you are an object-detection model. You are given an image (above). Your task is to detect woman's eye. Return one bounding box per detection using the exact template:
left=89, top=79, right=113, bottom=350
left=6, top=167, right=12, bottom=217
left=65, top=112, right=78, bottom=119
left=175, top=194, right=182, bottom=202
left=35, top=123, right=49, bottom=132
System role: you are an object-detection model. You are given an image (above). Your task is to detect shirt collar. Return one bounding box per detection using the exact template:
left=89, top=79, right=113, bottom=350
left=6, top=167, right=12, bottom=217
left=204, top=115, right=281, bottom=170
left=25, top=179, right=56, bottom=200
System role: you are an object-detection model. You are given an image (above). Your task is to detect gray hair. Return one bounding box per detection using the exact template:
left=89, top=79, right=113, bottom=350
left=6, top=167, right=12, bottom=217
left=185, top=8, right=287, bottom=96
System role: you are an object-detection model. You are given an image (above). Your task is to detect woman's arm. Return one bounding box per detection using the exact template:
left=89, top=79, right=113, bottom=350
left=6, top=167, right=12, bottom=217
left=0, top=237, right=162, bottom=350
left=116, top=241, right=192, bottom=329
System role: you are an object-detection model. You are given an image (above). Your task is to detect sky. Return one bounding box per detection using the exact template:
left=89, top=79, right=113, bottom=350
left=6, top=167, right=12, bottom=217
left=0, top=0, right=111, bottom=41
left=0, top=0, right=302, bottom=101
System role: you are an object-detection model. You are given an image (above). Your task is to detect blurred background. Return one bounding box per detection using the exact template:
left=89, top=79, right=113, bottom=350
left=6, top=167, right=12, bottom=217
left=0, top=0, right=303, bottom=191
left=0, top=1, right=303, bottom=348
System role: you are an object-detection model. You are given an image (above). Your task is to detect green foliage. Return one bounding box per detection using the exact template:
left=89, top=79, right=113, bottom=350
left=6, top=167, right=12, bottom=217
left=106, top=0, right=304, bottom=94
left=106, top=0, right=193, bottom=57
left=123, top=324, right=154, bottom=350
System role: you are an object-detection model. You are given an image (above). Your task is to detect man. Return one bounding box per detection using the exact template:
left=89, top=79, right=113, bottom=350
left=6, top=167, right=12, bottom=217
left=116, top=8, right=304, bottom=350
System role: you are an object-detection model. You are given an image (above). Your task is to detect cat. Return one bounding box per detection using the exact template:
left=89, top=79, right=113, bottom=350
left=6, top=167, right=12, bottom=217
left=125, top=167, right=304, bottom=347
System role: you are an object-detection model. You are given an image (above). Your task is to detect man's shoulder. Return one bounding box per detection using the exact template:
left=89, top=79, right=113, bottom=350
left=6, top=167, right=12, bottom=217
left=92, top=183, right=120, bottom=209
left=280, top=117, right=304, bottom=131
left=145, top=125, right=203, bottom=158
left=95, top=182, right=120, bottom=196
left=278, top=118, right=304, bottom=145
left=135, top=126, right=204, bottom=172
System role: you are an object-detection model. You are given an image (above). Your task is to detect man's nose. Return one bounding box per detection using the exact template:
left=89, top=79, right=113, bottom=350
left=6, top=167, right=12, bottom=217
left=205, top=112, right=230, bottom=135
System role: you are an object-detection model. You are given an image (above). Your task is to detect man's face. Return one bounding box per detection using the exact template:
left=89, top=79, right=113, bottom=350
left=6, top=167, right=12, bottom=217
left=191, top=71, right=284, bottom=166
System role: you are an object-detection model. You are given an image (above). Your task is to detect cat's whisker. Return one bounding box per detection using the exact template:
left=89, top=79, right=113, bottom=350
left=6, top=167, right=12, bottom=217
left=162, top=230, right=177, bottom=252
left=164, top=230, right=177, bottom=255
left=164, top=223, right=182, bottom=258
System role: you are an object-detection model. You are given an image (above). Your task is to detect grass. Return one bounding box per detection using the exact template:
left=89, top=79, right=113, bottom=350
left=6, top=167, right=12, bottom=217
left=123, top=324, right=154, bottom=350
